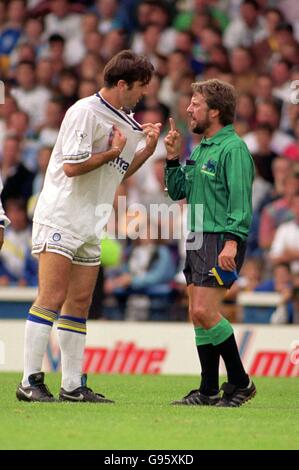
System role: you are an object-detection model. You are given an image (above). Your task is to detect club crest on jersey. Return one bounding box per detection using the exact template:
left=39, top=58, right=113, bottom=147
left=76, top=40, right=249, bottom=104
left=201, top=159, right=217, bottom=177
left=75, top=130, right=87, bottom=144
left=52, top=233, right=61, bottom=242
left=108, top=155, right=129, bottom=175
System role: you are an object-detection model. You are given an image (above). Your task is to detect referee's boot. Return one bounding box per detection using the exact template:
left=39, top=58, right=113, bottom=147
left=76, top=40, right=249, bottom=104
left=216, top=380, right=256, bottom=407
left=16, top=372, right=55, bottom=402
left=59, top=374, right=115, bottom=403
left=172, top=388, right=220, bottom=406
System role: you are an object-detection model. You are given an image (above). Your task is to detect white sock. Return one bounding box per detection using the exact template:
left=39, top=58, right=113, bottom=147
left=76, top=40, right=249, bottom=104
left=57, top=329, right=86, bottom=392
left=22, top=320, right=53, bottom=387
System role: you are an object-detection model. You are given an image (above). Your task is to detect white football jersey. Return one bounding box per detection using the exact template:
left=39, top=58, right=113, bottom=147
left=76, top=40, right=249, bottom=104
left=33, top=94, right=145, bottom=243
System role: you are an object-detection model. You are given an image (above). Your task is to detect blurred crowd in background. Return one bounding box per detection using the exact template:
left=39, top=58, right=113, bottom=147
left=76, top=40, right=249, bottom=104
left=0, top=0, right=299, bottom=323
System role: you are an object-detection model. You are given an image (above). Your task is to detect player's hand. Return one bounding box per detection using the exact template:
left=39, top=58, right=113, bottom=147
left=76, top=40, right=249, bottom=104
left=141, top=122, right=161, bottom=156
left=110, top=126, right=127, bottom=156
left=218, top=240, right=237, bottom=271
left=164, top=118, right=182, bottom=160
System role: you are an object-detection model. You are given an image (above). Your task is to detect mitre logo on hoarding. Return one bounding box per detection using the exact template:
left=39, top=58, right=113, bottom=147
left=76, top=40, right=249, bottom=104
left=83, top=342, right=167, bottom=374
left=250, top=351, right=299, bottom=377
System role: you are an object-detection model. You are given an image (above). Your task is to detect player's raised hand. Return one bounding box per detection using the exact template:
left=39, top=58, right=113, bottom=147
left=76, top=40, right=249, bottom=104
left=164, top=118, right=182, bottom=160
left=110, top=125, right=127, bottom=156
left=141, top=122, right=162, bottom=156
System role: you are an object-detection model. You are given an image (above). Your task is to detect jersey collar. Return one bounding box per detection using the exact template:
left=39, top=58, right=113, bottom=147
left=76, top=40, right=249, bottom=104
left=95, top=92, right=143, bottom=132
left=201, top=124, right=234, bottom=146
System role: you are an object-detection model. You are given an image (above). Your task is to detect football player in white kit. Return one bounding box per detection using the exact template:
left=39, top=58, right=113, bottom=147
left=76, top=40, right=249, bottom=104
left=16, top=50, right=161, bottom=402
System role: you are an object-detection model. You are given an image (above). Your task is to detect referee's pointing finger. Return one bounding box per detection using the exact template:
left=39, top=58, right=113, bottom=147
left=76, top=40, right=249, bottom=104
left=169, top=117, right=176, bottom=132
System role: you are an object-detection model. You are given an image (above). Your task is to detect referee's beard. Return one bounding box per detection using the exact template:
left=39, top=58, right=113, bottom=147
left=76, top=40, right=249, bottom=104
left=191, top=115, right=211, bottom=135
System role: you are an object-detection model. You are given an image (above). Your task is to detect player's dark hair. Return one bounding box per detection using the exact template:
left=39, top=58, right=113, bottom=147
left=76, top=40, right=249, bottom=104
left=192, top=79, right=237, bottom=126
left=103, top=50, right=154, bottom=89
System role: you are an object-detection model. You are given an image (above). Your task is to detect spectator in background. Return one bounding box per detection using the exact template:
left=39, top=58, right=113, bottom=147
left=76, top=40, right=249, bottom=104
left=274, top=22, right=298, bottom=55
left=254, top=74, right=274, bottom=103
left=78, top=79, right=99, bottom=100
left=100, top=28, right=128, bottom=62
left=0, top=0, right=26, bottom=74
left=38, top=97, right=65, bottom=147
left=55, top=68, right=78, bottom=109
left=266, top=157, right=293, bottom=204
left=252, top=124, right=277, bottom=184
left=104, top=220, right=176, bottom=320
left=255, top=263, right=294, bottom=323
left=0, top=93, right=18, bottom=149
left=131, top=23, right=162, bottom=67
left=11, top=60, right=52, bottom=129
left=259, top=171, right=299, bottom=250
left=6, top=109, right=39, bottom=172
left=270, top=192, right=299, bottom=275
left=197, top=25, right=223, bottom=65
left=252, top=7, right=285, bottom=70
left=0, top=197, right=32, bottom=286
left=235, top=92, right=256, bottom=129
left=0, top=0, right=5, bottom=29
left=249, top=156, right=293, bottom=255
left=158, top=50, right=192, bottom=111
left=230, top=47, right=257, bottom=94
left=244, top=100, right=294, bottom=155
left=44, top=0, right=82, bottom=41
left=92, top=0, right=121, bottom=35
left=135, top=73, right=169, bottom=123
left=64, top=12, right=99, bottom=67
left=131, top=0, right=176, bottom=56
left=79, top=51, right=104, bottom=83
left=9, top=42, right=36, bottom=70
left=208, top=45, right=230, bottom=73
left=46, top=31, right=65, bottom=58
left=19, top=16, right=45, bottom=54
left=36, top=57, right=55, bottom=89
left=0, top=135, right=35, bottom=206
left=223, top=0, right=266, bottom=50
left=271, top=59, right=292, bottom=103
left=225, top=257, right=264, bottom=305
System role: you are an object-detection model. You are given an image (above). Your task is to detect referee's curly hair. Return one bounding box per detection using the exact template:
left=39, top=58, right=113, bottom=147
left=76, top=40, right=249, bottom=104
left=191, top=79, right=237, bottom=126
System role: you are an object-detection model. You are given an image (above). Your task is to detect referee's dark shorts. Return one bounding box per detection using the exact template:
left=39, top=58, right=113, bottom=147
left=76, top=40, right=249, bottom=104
left=183, top=232, right=246, bottom=288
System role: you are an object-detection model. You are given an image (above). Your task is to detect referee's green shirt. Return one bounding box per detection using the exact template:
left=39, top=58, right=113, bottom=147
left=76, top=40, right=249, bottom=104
left=165, top=124, right=255, bottom=241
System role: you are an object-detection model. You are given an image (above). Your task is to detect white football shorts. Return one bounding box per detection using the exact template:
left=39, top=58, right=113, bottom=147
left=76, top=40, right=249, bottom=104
left=32, top=223, right=101, bottom=266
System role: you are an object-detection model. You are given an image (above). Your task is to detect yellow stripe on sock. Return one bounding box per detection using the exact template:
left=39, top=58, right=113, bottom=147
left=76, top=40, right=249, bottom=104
left=29, top=308, right=56, bottom=323
left=30, top=306, right=58, bottom=321
left=57, top=323, right=86, bottom=334
left=57, top=318, right=86, bottom=329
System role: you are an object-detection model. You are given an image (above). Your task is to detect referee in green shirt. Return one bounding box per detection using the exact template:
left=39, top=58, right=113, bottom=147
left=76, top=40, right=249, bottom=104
left=165, top=79, right=256, bottom=407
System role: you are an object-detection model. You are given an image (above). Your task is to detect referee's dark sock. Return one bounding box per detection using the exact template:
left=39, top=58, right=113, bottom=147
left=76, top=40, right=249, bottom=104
left=207, top=317, right=249, bottom=388
left=195, top=327, right=220, bottom=396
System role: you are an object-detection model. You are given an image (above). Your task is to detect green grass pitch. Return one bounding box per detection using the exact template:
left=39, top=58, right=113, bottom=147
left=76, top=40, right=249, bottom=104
left=1, top=373, right=299, bottom=450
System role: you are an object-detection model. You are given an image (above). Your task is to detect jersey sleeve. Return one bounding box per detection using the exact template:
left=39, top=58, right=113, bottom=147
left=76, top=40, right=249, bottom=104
left=223, top=143, right=255, bottom=240
left=62, top=107, right=102, bottom=164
